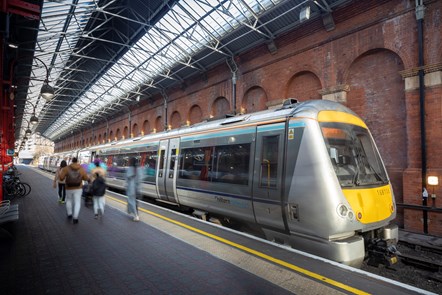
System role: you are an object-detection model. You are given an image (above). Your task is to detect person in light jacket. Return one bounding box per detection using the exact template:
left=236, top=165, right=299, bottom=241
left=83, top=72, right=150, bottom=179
left=53, top=160, right=67, bottom=204
left=125, top=157, right=140, bottom=221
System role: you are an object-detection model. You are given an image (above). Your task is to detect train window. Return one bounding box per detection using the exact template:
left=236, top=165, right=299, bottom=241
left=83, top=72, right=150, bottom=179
left=321, top=123, right=388, bottom=187
left=213, top=144, right=250, bottom=185
left=179, top=147, right=212, bottom=181
left=142, top=151, right=157, bottom=183
left=169, top=149, right=177, bottom=178
left=179, top=144, right=250, bottom=185
left=106, top=153, right=142, bottom=180
left=259, top=136, right=279, bottom=189
left=158, top=149, right=165, bottom=178
left=107, top=154, right=129, bottom=179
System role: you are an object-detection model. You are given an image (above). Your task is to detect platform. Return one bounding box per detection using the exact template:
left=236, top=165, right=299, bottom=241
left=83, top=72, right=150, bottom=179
left=0, top=165, right=437, bottom=294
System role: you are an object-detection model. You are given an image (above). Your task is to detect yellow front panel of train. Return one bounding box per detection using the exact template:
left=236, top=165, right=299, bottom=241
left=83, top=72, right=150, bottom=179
left=343, top=185, right=394, bottom=224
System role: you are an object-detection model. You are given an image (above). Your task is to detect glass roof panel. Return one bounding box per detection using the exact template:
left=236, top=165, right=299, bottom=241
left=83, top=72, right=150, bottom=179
left=22, top=0, right=94, bottom=139
left=44, top=0, right=283, bottom=139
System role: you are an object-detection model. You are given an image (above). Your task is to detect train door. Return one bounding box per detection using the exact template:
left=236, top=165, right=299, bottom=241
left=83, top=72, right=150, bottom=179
left=252, top=123, right=286, bottom=230
left=156, top=138, right=180, bottom=203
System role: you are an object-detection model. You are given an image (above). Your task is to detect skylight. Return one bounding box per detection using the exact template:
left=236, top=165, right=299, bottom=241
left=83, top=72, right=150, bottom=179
left=22, top=0, right=94, bottom=137
left=43, top=0, right=283, bottom=139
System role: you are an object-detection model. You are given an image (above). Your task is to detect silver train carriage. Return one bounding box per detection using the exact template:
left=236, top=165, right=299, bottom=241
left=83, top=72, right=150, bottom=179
left=49, top=99, right=399, bottom=267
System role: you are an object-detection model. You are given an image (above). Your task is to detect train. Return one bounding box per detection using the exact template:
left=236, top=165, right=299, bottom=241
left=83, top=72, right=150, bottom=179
left=39, top=99, right=398, bottom=267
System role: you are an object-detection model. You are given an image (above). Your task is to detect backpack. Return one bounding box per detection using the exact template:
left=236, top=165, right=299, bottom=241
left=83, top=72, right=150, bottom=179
left=91, top=173, right=106, bottom=196
left=66, top=167, right=83, bottom=187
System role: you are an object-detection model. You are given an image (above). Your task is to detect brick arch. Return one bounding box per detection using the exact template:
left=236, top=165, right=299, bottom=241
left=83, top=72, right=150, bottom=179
left=188, top=105, right=202, bottom=125
left=109, top=131, right=113, bottom=142
left=132, top=123, right=139, bottom=137
left=123, top=126, right=129, bottom=139
left=115, top=128, right=121, bottom=140
left=242, top=86, right=268, bottom=113
left=155, top=116, right=163, bottom=132
left=346, top=48, right=406, bottom=221
left=142, top=120, right=150, bottom=135
left=285, top=71, right=322, bottom=101
left=211, top=96, right=230, bottom=119
left=170, top=111, right=182, bottom=129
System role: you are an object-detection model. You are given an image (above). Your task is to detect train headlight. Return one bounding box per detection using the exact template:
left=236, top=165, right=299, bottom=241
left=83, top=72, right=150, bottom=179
left=337, top=204, right=348, bottom=217
left=347, top=211, right=355, bottom=220
left=337, top=204, right=355, bottom=221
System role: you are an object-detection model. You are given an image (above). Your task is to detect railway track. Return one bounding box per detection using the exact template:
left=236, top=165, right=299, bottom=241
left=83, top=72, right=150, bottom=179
left=397, top=253, right=441, bottom=272
left=399, top=240, right=442, bottom=255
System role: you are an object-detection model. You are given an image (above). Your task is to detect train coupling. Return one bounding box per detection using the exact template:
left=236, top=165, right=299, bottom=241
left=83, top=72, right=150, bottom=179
left=366, top=238, right=400, bottom=267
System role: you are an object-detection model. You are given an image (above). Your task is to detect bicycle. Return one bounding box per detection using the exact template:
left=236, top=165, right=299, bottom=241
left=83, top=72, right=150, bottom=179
left=2, top=172, right=32, bottom=200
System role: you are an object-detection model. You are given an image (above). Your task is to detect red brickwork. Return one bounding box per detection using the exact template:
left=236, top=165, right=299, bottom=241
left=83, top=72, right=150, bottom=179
left=55, top=0, right=442, bottom=235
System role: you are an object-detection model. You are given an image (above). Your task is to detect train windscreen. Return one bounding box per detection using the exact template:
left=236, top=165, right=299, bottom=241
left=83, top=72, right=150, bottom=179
left=320, top=123, right=388, bottom=187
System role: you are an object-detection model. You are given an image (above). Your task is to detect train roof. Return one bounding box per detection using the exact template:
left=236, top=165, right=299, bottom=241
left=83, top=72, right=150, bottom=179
left=80, top=99, right=360, bottom=152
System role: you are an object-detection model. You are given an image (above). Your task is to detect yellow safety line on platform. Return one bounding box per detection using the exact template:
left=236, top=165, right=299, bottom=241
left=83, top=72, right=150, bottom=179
left=109, top=196, right=369, bottom=295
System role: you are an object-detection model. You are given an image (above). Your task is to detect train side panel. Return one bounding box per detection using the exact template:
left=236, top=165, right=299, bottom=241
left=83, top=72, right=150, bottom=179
left=176, top=126, right=256, bottom=223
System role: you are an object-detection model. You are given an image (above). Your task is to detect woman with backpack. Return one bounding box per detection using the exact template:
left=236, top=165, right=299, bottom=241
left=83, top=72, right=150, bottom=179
left=53, top=160, right=67, bottom=204
left=90, top=160, right=107, bottom=219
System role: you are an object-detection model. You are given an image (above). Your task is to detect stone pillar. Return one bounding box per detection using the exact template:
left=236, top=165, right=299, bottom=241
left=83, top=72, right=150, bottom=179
left=319, top=84, right=350, bottom=104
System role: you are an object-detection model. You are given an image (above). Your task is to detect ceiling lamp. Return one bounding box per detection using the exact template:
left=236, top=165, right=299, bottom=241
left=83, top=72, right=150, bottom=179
left=41, top=83, right=55, bottom=101
left=30, top=115, right=39, bottom=125
left=34, top=56, right=55, bottom=101
left=25, top=128, right=32, bottom=136
left=300, top=6, right=311, bottom=22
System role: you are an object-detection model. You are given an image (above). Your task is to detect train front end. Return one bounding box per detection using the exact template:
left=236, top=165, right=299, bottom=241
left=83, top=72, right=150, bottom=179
left=318, top=110, right=399, bottom=266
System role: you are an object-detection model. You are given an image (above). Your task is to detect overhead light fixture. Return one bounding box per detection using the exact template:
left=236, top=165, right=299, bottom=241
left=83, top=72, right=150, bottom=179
left=136, top=95, right=140, bottom=102
left=25, top=128, right=32, bottom=136
left=300, top=6, right=311, bottom=22
left=8, top=42, right=18, bottom=49
left=30, top=115, right=39, bottom=125
left=41, top=83, right=55, bottom=101
left=34, top=56, right=55, bottom=101
left=266, top=40, right=277, bottom=54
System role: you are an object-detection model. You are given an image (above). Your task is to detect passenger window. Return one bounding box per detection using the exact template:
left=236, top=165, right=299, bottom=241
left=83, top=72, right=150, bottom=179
left=260, top=135, right=279, bottom=189
left=213, top=144, right=250, bottom=185
left=169, top=149, right=176, bottom=178
left=142, top=151, right=157, bottom=183
left=158, top=149, right=165, bottom=178
left=179, top=144, right=250, bottom=185
left=179, top=147, right=212, bottom=181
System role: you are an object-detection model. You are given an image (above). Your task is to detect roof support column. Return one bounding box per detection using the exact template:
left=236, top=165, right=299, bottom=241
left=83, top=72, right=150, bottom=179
left=227, top=58, right=238, bottom=115
left=415, top=0, right=428, bottom=233
left=162, top=90, right=168, bottom=131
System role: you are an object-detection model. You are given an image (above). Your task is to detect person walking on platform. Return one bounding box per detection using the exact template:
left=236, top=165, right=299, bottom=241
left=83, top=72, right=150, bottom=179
left=59, top=157, right=89, bottom=224
left=90, top=160, right=107, bottom=219
left=126, top=157, right=140, bottom=221
left=53, top=160, right=67, bottom=204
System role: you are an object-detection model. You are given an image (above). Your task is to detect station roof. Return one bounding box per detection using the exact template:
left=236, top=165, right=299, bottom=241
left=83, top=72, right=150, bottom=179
left=6, top=0, right=352, bottom=147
